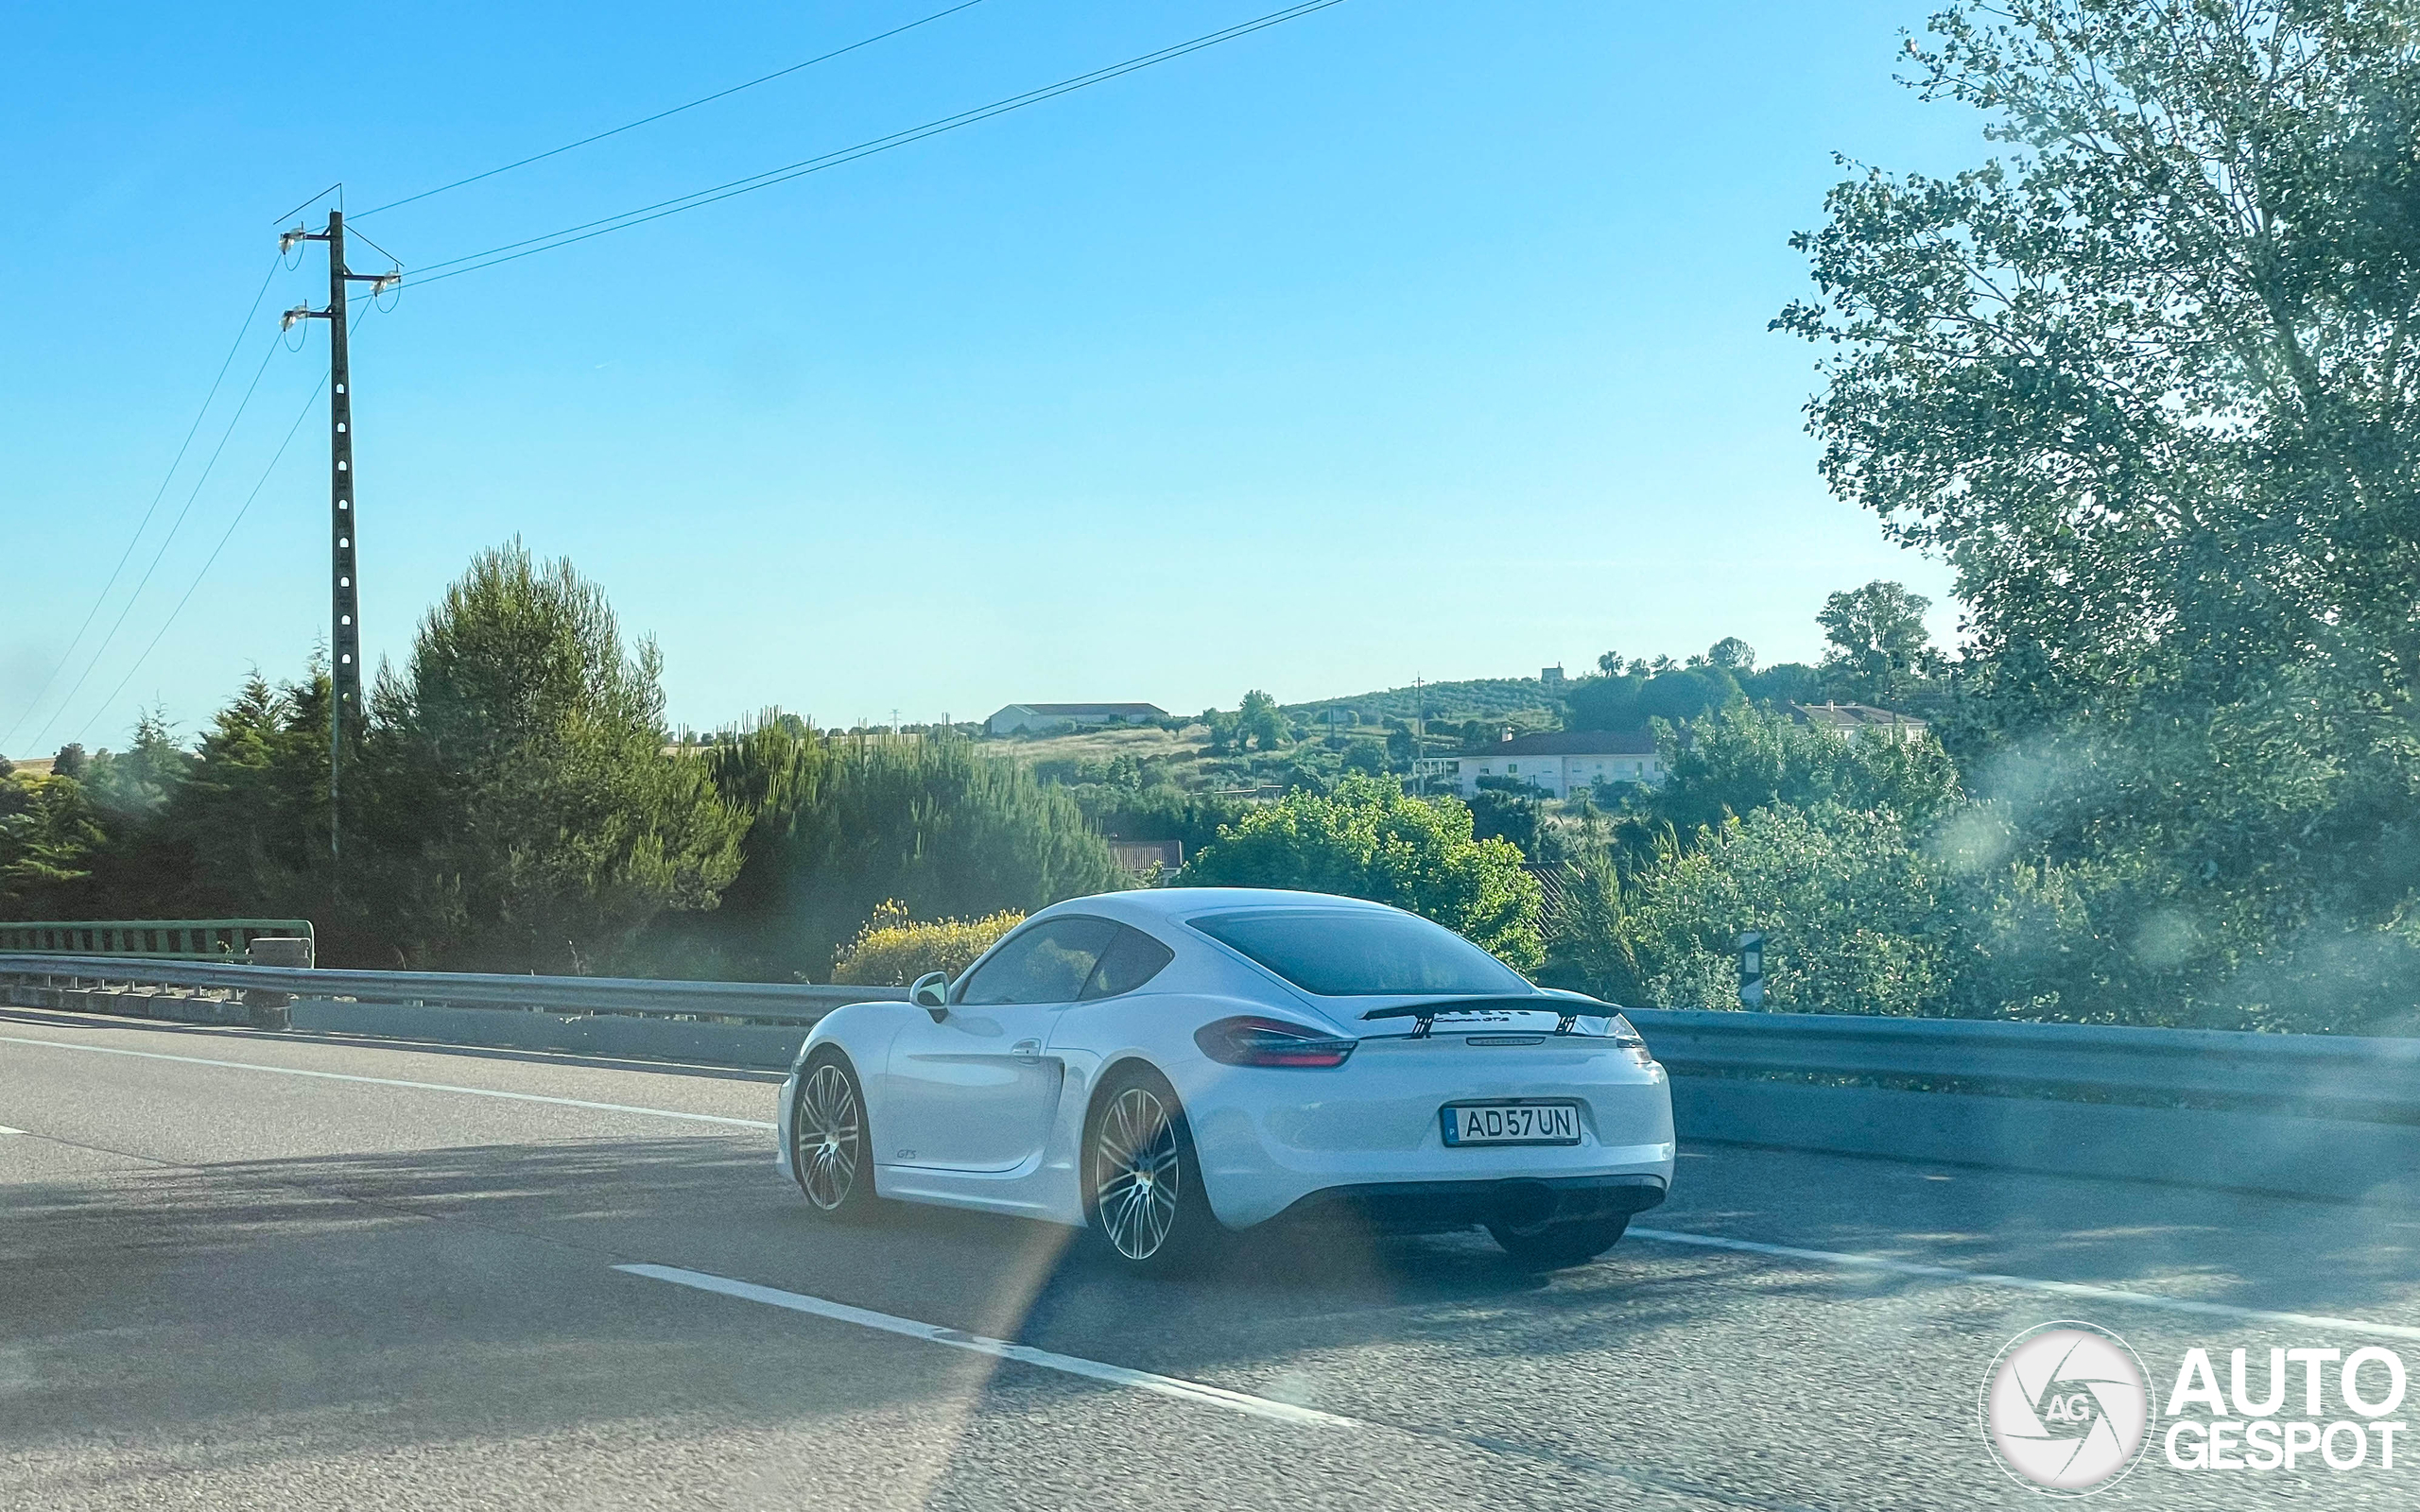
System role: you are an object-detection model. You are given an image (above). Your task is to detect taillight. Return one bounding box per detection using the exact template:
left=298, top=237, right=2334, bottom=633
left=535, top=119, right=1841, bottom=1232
left=1195, top=1015, right=1357, bottom=1068
left=1607, top=1013, right=1647, bottom=1051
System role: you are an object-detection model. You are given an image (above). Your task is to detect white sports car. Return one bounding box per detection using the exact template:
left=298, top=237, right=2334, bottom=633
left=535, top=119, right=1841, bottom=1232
left=776, top=887, right=1676, bottom=1270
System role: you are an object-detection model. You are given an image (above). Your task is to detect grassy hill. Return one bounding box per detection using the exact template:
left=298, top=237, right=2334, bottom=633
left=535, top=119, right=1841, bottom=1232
left=1283, top=677, right=1560, bottom=728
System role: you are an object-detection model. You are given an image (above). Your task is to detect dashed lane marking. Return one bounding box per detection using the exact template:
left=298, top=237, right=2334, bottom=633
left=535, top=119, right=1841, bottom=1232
left=1630, top=1227, right=2420, bottom=1343
left=615, top=1262, right=1360, bottom=1427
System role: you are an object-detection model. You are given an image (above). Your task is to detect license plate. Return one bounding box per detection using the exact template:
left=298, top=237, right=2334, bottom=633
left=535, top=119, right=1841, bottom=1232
left=1441, top=1101, right=1582, bottom=1146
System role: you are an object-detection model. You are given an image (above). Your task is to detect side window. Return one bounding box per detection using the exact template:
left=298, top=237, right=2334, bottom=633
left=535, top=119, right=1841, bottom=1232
left=956, top=917, right=1119, bottom=1005
left=1080, top=925, right=1176, bottom=1001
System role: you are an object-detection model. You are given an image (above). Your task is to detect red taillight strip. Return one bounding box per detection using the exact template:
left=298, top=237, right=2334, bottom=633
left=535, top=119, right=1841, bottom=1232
left=1194, top=1015, right=1357, bottom=1068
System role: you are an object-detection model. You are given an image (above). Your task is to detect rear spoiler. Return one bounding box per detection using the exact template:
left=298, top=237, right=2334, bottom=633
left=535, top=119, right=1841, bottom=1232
left=1358, top=992, right=1616, bottom=1040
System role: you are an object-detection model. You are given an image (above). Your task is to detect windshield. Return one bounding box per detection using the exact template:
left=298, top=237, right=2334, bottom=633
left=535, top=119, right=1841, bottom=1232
left=1191, top=908, right=1532, bottom=996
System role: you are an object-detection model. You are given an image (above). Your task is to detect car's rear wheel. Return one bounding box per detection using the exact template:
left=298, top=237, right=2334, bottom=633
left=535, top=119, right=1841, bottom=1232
left=1488, top=1214, right=1628, bottom=1268
left=793, top=1052, right=876, bottom=1221
left=1082, top=1066, right=1220, bottom=1272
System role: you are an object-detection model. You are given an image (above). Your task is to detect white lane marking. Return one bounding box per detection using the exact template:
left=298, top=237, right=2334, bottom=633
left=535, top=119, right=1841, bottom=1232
left=0, top=1034, right=775, bottom=1130
left=1631, top=1227, right=2420, bottom=1344
left=0, top=1125, right=24, bottom=1134
left=616, top=1263, right=1360, bottom=1429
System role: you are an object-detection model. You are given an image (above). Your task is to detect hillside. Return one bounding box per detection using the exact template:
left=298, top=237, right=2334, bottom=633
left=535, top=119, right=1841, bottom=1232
left=1282, top=677, right=1560, bottom=728
left=987, top=721, right=1212, bottom=773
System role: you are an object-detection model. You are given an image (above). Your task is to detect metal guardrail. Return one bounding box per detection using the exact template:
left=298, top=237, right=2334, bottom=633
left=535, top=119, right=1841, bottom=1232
left=0, top=952, right=904, bottom=1025
left=7, top=949, right=2414, bottom=1121
left=0, top=919, right=314, bottom=960
left=9, top=951, right=2412, bottom=1202
left=1623, top=1006, right=2420, bottom=1125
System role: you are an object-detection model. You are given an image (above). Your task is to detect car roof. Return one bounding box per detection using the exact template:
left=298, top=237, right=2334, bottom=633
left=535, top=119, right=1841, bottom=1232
left=1035, top=886, right=1407, bottom=931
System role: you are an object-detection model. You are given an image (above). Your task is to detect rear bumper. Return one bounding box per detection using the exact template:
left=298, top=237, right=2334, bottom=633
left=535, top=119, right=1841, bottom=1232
left=1270, top=1171, right=1668, bottom=1234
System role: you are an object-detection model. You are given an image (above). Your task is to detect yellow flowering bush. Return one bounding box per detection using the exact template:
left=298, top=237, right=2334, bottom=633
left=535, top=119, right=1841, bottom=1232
left=830, top=900, right=1024, bottom=986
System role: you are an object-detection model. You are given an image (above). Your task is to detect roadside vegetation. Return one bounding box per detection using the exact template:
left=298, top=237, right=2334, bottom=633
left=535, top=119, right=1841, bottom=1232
left=8, top=4, right=2417, bottom=1033
left=829, top=901, right=1025, bottom=987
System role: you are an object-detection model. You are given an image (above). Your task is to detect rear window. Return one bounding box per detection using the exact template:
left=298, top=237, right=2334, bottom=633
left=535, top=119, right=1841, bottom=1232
left=1189, top=908, right=1529, bottom=996
left=1082, top=924, right=1175, bottom=1000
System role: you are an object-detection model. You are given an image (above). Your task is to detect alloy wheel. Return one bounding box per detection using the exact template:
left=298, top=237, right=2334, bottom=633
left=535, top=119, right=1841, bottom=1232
left=795, top=1062, right=863, bottom=1211
left=1092, top=1086, right=1182, bottom=1260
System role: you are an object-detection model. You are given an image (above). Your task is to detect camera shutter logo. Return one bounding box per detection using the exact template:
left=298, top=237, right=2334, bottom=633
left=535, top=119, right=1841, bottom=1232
left=1980, top=1322, right=2152, bottom=1495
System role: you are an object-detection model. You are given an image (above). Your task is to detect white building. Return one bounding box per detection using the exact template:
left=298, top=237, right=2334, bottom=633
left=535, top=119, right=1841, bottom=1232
left=986, top=702, right=1169, bottom=736
left=1787, top=702, right=1929, bottom=743
left=1453, top=730, right=1664, bottom=798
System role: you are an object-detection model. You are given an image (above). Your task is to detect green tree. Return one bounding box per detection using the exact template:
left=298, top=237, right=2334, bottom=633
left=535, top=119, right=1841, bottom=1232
left=0, top=768, right=108, bottom=912
left=82, top=710, right=192, bottom=820
left=1778, top=0, right=2420, bottom=1026
left=1705, top=637, right=1757, bottom=673
left=1637, top=665, right=1742, bottom=723
left=1740, top=662, right=1823, bottom=707
left=1647, top=702, right=1963, bottom=835
left=360, top=542, right=747, bottom=971
left=1780, top=1, right=2420, bottom=724
left=1238, top=689, right=1287, bottom=751
left=1185, top=775, right=1546, bottom=971
left=1814, top=581, right=1935, bottom=707
left=151, top=669, right=337, bottom=924
left=1626, top=802, right=1949, bottom=1015
left=1563, top=672, right=1644, bottom=731
left=674, top=725, right=1131, bottom=980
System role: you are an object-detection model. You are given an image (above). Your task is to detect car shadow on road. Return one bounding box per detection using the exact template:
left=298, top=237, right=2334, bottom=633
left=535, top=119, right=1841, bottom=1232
left=0, top=1131, right=1789, bottom=1423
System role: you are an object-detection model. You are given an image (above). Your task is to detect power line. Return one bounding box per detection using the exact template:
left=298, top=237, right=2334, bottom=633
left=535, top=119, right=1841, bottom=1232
left=401, top=0, right=1347, bottom=290
left=26, top=331, right=290, bottom=754
left=351, top=0, right=991, bottom=221
left=2, top=257, right=284, bottom=754
left=274, top=182, right=345, bottom=226
left=70, top=342, right=349, bottom=746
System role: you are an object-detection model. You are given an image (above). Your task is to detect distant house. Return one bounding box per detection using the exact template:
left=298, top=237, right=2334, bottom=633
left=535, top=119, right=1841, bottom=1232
left=1107, top=839, right=1184, bottom=876
left=986, top=702, right=1169, bottom=736
left=1453, top=730, right=1664, bottom=798
left=1787, top=702, right=1929, bottom=743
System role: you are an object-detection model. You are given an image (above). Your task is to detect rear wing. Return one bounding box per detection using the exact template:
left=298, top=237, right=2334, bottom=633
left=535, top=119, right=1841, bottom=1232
left=1358, top=992, right=1618, bottom=1040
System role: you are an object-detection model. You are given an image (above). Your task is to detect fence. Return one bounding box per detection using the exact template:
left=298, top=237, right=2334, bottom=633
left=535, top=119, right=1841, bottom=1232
left=0, top=919, right=314, bottom=960
left=5, top=951, right=2415, bottom=1204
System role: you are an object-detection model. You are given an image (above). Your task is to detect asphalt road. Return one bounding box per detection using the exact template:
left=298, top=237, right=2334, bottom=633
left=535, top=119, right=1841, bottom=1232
left=6, top=1005, right=2419, bottom=1510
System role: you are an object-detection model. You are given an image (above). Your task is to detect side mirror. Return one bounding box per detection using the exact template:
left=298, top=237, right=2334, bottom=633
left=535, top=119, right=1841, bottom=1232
left=910, top=971, right=949, bottom=1021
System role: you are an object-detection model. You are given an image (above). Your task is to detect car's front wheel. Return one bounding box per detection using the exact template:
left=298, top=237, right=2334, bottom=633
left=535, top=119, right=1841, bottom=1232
left=1081, top=1066, right=1220, bottom=1272
left=792, top=1052, right=877, bottom=1221
left=1488, top=1215, right=1628, bottom=1269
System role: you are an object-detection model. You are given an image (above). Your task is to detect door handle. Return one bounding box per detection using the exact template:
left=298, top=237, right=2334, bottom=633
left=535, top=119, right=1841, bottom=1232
left=1010, top=1038, right=1044, bottom=1063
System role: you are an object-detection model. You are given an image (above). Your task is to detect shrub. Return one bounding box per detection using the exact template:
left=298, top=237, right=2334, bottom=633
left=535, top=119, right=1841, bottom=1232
left=1185, top=775, right=1546, bottom=971
left=672, top=728, right=1129, bottom=980
left=1624, top=801, right=1947, bottom=1015
left=831, top=900, right=1024, bottom=986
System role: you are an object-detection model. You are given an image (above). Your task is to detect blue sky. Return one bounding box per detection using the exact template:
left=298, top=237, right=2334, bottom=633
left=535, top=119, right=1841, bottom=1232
left=2, top=0, right=1980, bottom=755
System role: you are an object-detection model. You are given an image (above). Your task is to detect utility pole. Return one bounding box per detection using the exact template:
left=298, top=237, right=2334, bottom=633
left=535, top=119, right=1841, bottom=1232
left=283, top=209, right=396, bottom=863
